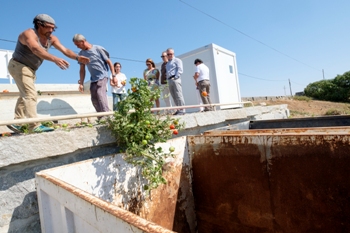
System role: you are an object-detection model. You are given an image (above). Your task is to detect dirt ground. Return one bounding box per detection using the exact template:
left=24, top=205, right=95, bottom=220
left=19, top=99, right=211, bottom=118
left=251, top=98, right=350, bottom=118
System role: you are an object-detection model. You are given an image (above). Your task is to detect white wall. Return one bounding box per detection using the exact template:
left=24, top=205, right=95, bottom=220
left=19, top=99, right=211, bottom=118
left=0, top=49, right=14, bottom=83
left=0, top=84, right=101, bottom=122
left=212, top=45, right=241, bottom=109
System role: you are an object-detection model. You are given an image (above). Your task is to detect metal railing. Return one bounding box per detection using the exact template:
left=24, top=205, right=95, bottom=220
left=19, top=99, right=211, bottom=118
left=0, top=101, right=253, bottom=126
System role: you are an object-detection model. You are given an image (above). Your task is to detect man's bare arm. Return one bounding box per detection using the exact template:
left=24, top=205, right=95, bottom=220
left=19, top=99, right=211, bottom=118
left=78, top=64, right=86, bottom=93
left=106, top=59, right=117, bottom=84
left=52, top=36, right=89, bottom=64
left=19, top=29, right=69, bottom=69
left=194, top=72, right=199, bottom=79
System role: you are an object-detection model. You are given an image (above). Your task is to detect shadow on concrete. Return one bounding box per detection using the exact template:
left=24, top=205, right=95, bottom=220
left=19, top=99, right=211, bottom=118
left=8, top=192, right=41, bottom=233
left=37, top=98, right=77, bottom=116
left=1, top=145, right=119, bottom=233
left=90, top=151, right=147, bottom=215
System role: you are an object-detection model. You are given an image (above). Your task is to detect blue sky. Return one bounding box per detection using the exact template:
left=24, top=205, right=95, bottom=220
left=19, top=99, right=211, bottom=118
left=1, top=0, right=350, bottom=97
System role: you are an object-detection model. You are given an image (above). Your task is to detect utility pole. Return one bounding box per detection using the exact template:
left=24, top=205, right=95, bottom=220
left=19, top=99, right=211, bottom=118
left=288, top=79, right=293, bottom=97
left=322, top=69, right=325, bottom=80
left=284, top=86, right=286, bottom=96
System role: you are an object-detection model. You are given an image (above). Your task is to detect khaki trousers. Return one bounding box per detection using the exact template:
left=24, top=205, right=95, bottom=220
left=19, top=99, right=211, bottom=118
left=7, top=59, right=40, bottom=129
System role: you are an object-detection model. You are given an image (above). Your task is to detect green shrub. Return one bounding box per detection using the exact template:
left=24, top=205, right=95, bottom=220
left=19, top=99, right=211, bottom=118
left=107, top=77, right=184, bottom=190
left=304, top=71, right=350, bottom=102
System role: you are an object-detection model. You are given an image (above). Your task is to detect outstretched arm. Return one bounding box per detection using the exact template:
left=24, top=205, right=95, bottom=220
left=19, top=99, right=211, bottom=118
left=51, top=36, right=89, bottom=64
left=19, top=29, right=70, bottom=69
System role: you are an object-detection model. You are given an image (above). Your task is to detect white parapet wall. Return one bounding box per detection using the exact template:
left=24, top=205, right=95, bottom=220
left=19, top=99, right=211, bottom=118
left=0, top=83, right=112, bottom=122
left=36, top=137, right=189, bottom=233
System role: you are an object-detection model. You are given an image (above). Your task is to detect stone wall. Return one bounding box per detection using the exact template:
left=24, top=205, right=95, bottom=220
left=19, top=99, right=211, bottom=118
left=0, top=105, right=289, bottom=233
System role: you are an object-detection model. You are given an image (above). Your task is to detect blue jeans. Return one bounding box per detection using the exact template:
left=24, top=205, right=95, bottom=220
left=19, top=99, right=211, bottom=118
left=112, top=92, right=127, bottom=111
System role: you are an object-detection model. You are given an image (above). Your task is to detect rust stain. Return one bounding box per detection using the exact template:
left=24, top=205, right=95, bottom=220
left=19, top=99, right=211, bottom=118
left=204, top=126, right=350, bottom=136
left=189, top=132, right=350, bottom=232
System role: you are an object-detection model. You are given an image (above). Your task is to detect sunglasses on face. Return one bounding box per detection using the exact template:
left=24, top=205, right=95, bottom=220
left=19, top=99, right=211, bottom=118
left=161, top=55, right=166, bottom=58
left=167, top=53, right=173, bottom=56
left=146, top=63, right=152, bottom=66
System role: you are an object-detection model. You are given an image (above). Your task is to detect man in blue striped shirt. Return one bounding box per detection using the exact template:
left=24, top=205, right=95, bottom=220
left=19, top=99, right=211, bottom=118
left=166, top=48, right=186, bottom=115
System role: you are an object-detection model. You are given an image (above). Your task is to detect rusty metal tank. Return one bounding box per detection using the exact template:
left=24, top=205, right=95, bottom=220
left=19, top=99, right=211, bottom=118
left=188, top=126, right=350, bottom=232
left=36, top=124, right=350, bottom=232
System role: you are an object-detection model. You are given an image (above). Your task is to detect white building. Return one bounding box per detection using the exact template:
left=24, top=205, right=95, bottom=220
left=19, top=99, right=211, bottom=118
left=0, top=49, right=14, bottom=84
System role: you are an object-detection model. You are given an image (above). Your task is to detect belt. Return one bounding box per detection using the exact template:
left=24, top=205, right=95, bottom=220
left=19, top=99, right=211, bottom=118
left=168, top=75, right=179, bottom=80
left=198, top=79, right=209, bottom=83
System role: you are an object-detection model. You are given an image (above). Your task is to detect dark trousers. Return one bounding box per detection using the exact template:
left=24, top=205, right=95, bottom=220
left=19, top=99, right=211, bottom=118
left=90, top=77, right=110, bottom=113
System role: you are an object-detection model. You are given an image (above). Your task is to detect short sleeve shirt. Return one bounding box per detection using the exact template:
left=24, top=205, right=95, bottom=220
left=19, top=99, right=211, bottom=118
left=78, top=45, right=109, bottom=82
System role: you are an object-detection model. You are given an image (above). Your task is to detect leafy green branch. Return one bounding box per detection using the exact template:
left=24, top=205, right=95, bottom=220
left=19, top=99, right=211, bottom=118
left=108, top=77, right=184, bottom=190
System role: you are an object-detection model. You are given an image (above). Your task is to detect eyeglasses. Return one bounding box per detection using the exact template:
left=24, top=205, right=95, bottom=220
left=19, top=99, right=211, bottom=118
left=146, top=63, right=152, bottom=66
left=161, top=56, right=166, bottom=58
left=167, top=53, right=173, bottom=56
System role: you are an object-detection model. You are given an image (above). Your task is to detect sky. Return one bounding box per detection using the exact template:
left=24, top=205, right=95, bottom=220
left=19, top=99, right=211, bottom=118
left=1, top=0, right=350, bottom=97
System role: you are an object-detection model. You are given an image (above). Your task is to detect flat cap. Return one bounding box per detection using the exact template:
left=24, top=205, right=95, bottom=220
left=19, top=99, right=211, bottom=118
left=34, top=14, right=55, bottom=25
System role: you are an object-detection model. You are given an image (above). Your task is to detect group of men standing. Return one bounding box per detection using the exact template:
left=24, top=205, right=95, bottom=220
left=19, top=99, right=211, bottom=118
left=6, top=13, right=213, bottom=133
left=160, top=49, right=214, bottom=115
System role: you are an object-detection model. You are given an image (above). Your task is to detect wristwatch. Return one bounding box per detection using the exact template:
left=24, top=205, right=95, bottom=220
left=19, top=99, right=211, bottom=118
left=112, top=74, right=116, bottom=77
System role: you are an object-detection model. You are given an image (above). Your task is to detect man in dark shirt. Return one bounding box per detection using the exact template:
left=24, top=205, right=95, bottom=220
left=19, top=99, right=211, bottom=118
left=160, top=51, right=173, bottom=114
left=7, top=14, right=89, bottom=133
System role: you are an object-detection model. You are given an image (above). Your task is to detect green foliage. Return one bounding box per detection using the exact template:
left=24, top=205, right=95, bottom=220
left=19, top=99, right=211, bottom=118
left=304, top=71, right=350, bottom=102
left=108, top=77, right=184, bottom=190
left=304, top=80, right=349, bottom=102
left=333, top=71, right=350, bottom=88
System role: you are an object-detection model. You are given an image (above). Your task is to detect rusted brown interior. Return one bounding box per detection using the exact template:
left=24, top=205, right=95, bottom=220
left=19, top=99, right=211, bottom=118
left=188, top=132, right=350, bottom=233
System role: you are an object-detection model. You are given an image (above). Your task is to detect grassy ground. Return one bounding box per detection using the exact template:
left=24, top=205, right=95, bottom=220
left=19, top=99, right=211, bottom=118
left=251, top=96, right=350, bottom=118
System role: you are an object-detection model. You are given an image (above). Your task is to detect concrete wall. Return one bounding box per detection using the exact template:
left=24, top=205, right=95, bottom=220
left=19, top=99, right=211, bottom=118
left=0, top=84, right=104, bottom=122
left=0, top=105, right=289, bottom=233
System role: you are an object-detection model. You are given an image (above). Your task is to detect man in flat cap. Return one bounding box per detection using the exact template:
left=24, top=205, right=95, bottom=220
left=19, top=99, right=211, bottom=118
left=7, top=14, right=90, bottom=133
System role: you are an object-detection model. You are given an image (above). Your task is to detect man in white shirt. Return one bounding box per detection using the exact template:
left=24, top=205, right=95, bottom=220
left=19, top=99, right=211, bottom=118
left=193, top=58, right=214, bottom=111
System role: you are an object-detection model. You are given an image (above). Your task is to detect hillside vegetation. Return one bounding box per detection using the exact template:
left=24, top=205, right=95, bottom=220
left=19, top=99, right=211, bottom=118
left=252, top=96, right=350, bottom=118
